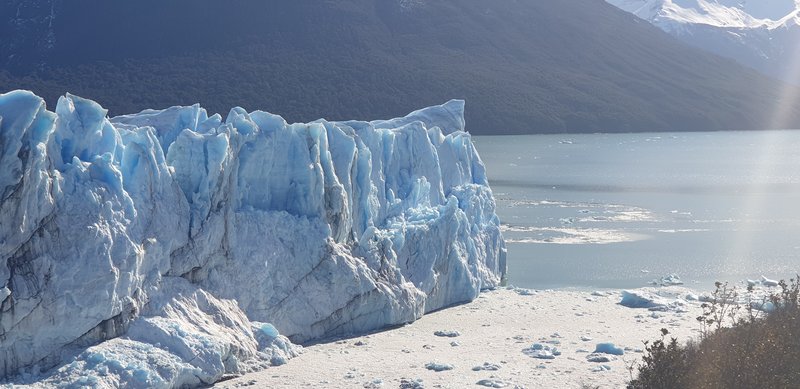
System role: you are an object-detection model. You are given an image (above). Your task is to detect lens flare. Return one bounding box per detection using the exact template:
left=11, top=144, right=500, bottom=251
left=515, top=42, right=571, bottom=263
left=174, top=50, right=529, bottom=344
left=727, top=19, right=800, bottom=274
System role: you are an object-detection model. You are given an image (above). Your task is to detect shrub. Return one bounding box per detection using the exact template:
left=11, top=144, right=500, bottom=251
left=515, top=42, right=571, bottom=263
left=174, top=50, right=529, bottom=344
left=628, top=278, right=800, bottom=389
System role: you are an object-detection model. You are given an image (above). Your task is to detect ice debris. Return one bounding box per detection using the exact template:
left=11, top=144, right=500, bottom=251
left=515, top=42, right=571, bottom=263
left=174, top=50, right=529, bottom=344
left=523, top=343, right=561, bottom=359
left=424, top=362, right=454, bottom=372
left=761, top=276, right=780, bottom=287
left=477, top=379, right=510, bottom=388
left=20, top=279, right=301, bottom=388
left=400, top=378, right=426, bottom=389
left=651, top=274, right=684, bottom=286
left=594, top=343, right=624, bottom=355
left=586, top=354, right=613, bottom=363
left=514, top=287, right=537, bottom=296
left=434, top=330, right=461, bottom=338
left=364, top=378, right=384, bottom=388
left=590, top=365, right=613, bottom=372
left=619, top=290, right=689, bottom=312
left=472, top=362, right=502, bottom=371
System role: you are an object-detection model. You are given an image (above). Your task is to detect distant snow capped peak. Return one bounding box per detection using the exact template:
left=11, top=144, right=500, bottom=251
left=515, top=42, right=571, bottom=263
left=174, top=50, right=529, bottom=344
left=774, top=7, right=800, bottom=28
left=606, top=0, right=800, bottom=83
left=608, top=0, right=799, bottom=29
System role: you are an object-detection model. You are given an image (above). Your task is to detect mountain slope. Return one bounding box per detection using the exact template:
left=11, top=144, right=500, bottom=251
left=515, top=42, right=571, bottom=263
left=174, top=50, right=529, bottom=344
left=1, top=0, right=799, bottom=134
left=607, top=0, right=800, bottom=83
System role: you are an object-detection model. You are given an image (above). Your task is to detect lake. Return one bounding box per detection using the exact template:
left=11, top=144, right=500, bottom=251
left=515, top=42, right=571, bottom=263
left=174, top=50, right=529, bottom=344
left=474, top=131, right=800, bottom=290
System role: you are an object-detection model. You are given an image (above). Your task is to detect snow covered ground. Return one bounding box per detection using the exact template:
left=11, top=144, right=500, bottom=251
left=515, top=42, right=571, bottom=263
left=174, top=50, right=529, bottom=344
left=214, top=286, right=706, bottom=389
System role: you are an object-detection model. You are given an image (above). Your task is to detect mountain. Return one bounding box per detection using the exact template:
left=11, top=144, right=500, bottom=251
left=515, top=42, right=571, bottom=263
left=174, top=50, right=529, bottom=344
left=607, top=0, right=800, bottom=83
left=2, top=0, right=800, bottom=134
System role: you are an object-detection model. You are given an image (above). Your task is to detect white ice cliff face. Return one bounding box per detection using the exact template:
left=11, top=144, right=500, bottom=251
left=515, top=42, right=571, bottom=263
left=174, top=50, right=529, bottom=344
left=0, top=90, right=506, bottom=386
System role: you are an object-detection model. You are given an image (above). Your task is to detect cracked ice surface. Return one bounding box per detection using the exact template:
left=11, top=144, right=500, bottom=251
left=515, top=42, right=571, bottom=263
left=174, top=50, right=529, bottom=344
left=0, top=90, right=506, bottom=386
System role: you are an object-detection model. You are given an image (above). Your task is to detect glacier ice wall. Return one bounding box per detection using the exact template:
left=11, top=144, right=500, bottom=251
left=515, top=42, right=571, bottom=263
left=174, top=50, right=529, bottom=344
left=0, top=90, right=505, bottom=384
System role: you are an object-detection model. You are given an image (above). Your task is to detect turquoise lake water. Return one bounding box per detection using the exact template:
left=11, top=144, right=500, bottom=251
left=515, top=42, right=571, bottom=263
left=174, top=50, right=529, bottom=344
left=474, top=131, right=800, bottom=290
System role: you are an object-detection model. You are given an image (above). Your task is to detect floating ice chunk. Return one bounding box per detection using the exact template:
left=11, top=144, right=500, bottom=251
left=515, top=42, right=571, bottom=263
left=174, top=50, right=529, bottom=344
left=620, top=290, right=670, bottom=309
left=594, top=343, right=625, bottom=355
left=651, top=274, right=684, bottom=286
left=425, top=362, right=454, bottom=372
left=514, top=287, right=537, bottom=296
left=761, top=276, right=779, bottom=287
left=434, top=330, right=461, bottom=338
left=399, top=378, right=425, bottom=389
left=472, top=362, right=501, bottom=371
left=559, top=217, right=576, bottom=225
left=619, top=289, right=690, bottom=313
left=586, top=353, right=613, bottom=363
left=477, top=379, right=509, bottom=388
left=533, top=351, right=556, bottom=360
left=523, top=343, right=561, bottom=359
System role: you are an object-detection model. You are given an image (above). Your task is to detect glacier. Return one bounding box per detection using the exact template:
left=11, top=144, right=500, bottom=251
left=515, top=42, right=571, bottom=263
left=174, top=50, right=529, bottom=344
left=0, top=90, right=506, bottom=387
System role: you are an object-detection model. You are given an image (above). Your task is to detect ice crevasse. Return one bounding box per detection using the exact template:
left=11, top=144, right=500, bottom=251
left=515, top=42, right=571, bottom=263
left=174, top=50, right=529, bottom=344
left=0, top=90, right=506, bottom=387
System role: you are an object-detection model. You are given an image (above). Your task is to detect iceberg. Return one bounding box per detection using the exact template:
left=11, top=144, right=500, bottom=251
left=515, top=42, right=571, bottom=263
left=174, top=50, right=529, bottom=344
left=594, top=343, right=624, bottom=356
left=0, top=90, right=506, bottom=386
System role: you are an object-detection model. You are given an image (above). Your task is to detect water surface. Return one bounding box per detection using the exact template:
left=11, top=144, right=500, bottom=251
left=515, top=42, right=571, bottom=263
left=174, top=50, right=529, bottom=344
left=474, top=131, right=800, bottom=289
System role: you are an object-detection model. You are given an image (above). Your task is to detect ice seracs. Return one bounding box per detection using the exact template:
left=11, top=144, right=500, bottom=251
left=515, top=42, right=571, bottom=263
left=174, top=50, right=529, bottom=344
left=0, top=90, right=506, bottom=386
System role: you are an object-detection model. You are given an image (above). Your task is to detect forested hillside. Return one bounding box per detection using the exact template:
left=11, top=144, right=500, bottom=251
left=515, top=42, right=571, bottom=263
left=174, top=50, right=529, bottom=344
left=2, top=0, right=799, bottom=134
